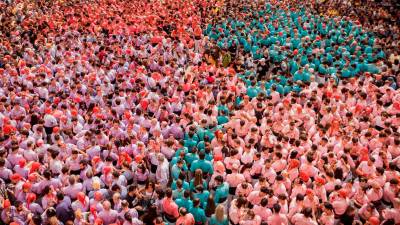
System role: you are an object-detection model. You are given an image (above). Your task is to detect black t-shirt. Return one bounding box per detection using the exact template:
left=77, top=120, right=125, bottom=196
left=339, top=214, right=354, bottom=225
left=256, top=64, right=269, bottom=80
left=126, top=194, right=136, bottom=208
left=141, top=213, right=157, bottom=225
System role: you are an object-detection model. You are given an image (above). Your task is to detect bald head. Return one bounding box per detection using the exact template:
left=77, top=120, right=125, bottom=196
left=103, top=200, right=111, bottom=210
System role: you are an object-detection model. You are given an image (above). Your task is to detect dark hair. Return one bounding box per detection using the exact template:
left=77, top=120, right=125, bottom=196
left=31, top=215, right=42, bottom=225
left=56, top=193, right=64, bottom=201
left=142, top=204, right=158, bottom=224
left=165, top=188, right=173, bottom=198
left=42, top=186, right=51, bottom=195
left=260, top=198, right=268, bottom=207
left=324, top=202, right=333, bottom=210
left=205, top=194, right=216, bottom=217
left=303, top=208, right=313, bottom=218
left=199, top=151, right=205, bottom=160
left=193, top=198, right=201, bottom=207
left=273, top=203, right=281, bottom=213
left=46, top=208, right=56, bottom=217
left=296, top=194, right=304, bottom=201
left=215, top=175, right=223, bottom=183
left=334, top=167, right=343, bottom=180
left=128, top=185, right=137, bottom=192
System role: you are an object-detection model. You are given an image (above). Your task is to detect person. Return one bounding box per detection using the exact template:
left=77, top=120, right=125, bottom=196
left=204, top=195, right=216, bottom=218
left=140, top=205, right=158, bottom=225
left=226, top=163, right=245, bottom=196
left=176, top=190, right=194, bottom=212
left=382, top=198, right=400, bottom=224
left=210, top=204, right=228, bottom=225
left=98, top=201, right=118, bottom=225
left=162, top=188, right=179, bottom=224
left=156, top=154, right=169, bottom=188
left=189, top=169, right=208, bottom=192
left=176, top=207, right=195, bottom=225
left=319, top=203, right=335, bottom=225
left=253, top=198, right=272, bottom=222
left=55, top=193, right=73, bottom=224
left=190, top=151, right=213, bottom=176
left=173, top=179, right=186, bottom=200
left=213, top=176, right=229, bottom=204
left=267, top=204, right=288, bottom=225
left=190, top=198, right=206, bottom=225
left=291, top=208, right=317, bottom=225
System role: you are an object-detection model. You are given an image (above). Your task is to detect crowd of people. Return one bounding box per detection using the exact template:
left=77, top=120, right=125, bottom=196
left=0, top=0, right=399, bottom=224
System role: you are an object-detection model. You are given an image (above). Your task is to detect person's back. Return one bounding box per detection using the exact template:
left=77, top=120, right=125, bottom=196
left=176, top=208, right=195, bottom=225
left=226, top=167, right=245, bottom=192
left=63, top=176, right=83, bottom=199
left=291, top=213, right=317, bottom=225
left=210, top=204, right=228, bottom=225
left=141, top=205, right=158, bottom=225
left=189, top=199, right=206, bottom=224
left=268, top=204, right=288, bottom=225
left=162, top=188, right=179, bottom=223
left=99, top=209, right=118, bottom=225
left=55, top=194, right=73, bottom=224
left=268, top=213, right=288, bottom=225
left=210, top=214, right=228, bottom=225
left=176, top=190, right=194, bottom=211
left=214, top=176, right=229, bottom=204
left=98, top=201, right=118, bottom=225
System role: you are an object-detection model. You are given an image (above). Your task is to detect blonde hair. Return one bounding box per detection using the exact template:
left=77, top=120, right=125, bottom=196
left=48, top=216, right=59, bottom=225
left=92, top=179, right=100, bottom=190
left=215, top=204, right=225, bottom=222
left=75, top=209, right=82, bottom=218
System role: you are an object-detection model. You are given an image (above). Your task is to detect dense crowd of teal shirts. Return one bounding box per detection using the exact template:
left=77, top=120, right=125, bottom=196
left=204, top=5, right=385, bottom=96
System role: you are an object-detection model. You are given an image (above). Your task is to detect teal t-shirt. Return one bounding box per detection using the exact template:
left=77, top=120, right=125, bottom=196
left=246, top=86, right=259, bottom=98
left=189, top=179, right=208, bottom=192
left=196, top=141, right=205, bottom=151
left=190, top=207, right=207, bottom=224
left=217, top=115, right=229, bottom=125
left=214, top=182, right=229, bottom=203
left=175, top=198, right=193, bottom=211
left=184, top=153, right=199, bottom=166
left=173, top=188, right=185, bottom=199
left=210, top=215, right=229, bottom=225
left=190, top=207, right=207, bottom=223
left=174, top=147, right=188, bottom=158
left=184, top=138, right=198, bottom=151
left=171, top=180, right=190, bottom=191
left=193, top=191, right=210, bottom=205
left=190, top=159, right=213, bottom=174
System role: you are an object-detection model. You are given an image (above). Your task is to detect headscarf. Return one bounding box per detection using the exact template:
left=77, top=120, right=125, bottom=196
left=22, top=182, right=32, bottom=191
left=103, top=166, right=112, bottom=175
left=77, top=192, right=87, bottom=206
left=288, top=159, right=300, bottom=170
left=26, top=193, right=36, bottom=209
left=90, top=206, right=98, bottom=220
left=29, top=162, right=41, bottom=174
left=10, top=174, right=22, bottom=182
left=18, top=159, right=26, bottom=168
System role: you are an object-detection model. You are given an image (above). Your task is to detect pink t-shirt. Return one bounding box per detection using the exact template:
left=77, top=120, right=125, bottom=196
left=176, top=214, right=195, bottom=225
